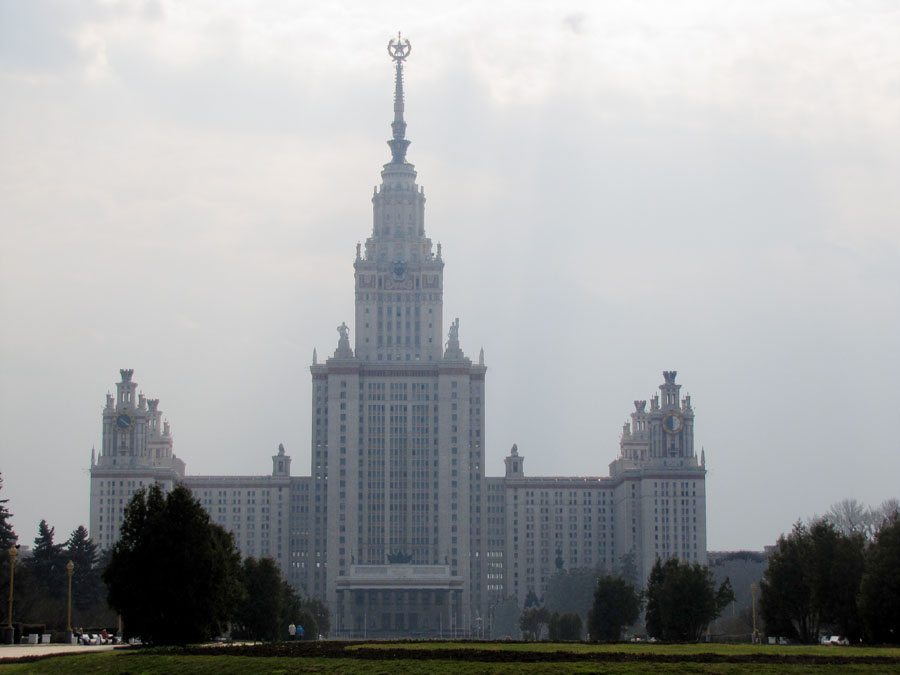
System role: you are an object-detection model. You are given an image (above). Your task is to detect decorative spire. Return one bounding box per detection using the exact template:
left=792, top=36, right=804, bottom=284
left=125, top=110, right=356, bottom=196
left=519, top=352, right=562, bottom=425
left=387, top=32, right=412, bottom=164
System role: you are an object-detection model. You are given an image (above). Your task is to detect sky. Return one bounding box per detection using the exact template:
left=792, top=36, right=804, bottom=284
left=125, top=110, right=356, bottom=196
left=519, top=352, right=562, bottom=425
left=1, top=0, right=899, bottom=553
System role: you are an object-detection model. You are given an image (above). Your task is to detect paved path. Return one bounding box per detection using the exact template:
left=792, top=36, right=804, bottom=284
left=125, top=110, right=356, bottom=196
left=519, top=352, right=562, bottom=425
left=0, top=643, right=117, bottom=660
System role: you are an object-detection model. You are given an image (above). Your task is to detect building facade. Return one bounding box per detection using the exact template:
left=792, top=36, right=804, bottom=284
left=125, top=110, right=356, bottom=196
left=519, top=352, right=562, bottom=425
left=89, top=38, right=707, bottom=637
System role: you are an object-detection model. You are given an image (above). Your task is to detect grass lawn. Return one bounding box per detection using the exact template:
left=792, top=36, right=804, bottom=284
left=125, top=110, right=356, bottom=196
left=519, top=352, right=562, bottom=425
left=353, top=640, right=900, bottom=658
left=0, top=641, right=898, bottom=674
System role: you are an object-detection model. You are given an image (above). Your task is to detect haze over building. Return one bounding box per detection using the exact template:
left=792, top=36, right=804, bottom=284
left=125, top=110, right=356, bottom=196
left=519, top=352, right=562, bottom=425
left=89, top=36, right=707, bottom=636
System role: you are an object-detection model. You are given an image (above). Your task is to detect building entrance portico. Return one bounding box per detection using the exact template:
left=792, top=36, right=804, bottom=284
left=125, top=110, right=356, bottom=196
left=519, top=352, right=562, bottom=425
left=335, top=565, right=463, bottom=638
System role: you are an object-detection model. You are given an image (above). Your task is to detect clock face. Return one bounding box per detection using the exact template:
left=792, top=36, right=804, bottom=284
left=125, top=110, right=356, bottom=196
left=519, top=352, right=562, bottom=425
left=662, top=412, right=683, bottom=434
left=116, top=412, right=133, bottom=430
left=392, top=260, right=407, bottom=281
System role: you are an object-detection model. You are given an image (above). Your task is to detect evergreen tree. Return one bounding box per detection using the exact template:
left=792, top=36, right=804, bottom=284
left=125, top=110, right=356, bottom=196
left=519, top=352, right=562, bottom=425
left=302, top=596, right=331, bottom=637
left=858, top=515, right=900, bottom=643
left=760, top=520, right=865, bottom=643
left=645, top=558, right=734, bottom=641
left=28, top=519, right=65, bottom=597
left=233, top=557, right=283, bottom=641
left=65, top=525, right=102, bottom=611
left=294, top=606, right=318, bottom=640
left=587, top=574, right=642, bottom=641
left=0, top=473, right=17, bottom=550
left=103, top=484, right=242, bottom=645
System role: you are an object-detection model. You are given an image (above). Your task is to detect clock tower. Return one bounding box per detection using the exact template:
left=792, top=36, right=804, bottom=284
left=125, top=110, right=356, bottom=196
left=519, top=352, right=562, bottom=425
left=90, top=369, right=185, bottom=550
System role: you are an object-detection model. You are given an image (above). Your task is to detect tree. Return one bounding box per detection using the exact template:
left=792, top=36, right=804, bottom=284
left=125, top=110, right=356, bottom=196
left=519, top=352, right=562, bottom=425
left=0, top=473, right=18, bottom=619
left=820, top=498, right=900, bottom=542
left=645, top=558, right=734, bottom=641
left=103, top=484, right=243, bottom=645
left=519, top=606, right=550, bottom=640
left=544, top=566, right=606, bottom=621
left=0, top=473, right=17, bottom=551
left=302, top=596, right=331, bottom=638
left=233, top=557, right=285, bottom=641
left=587, top=574, right=642, bottom=642
left=523, top=589, right=540, bottom=609
left=824, top=499, right=876, bottom=540
left=759, top=521, right=864, bottom=643
left=858, top=515, right=900, bottom=643
left=874, top=499, right=900, bottom=531
left=66, top=525, right=102, bottom=612
left=28, top=520, right=65, bottom=597
left=548, top=611, right=583, bottom=640
left=294, top=607, right=318, bottom=640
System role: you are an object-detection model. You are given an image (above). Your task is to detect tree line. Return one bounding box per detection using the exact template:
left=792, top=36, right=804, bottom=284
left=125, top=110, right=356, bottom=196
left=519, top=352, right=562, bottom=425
left=103, top=483, right=327, bottom=644
left=1, top=474, right=327, bottom=643
left=1, top=473, right=114, bottom=631
left=513, top=557, right=734, bottom=641
left=760, top=504, right=900, bottom=644
left=506, top=499, right=899, bottom=643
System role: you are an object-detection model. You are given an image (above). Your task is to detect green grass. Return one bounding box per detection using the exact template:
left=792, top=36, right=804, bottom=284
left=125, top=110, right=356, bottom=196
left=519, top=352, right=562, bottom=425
left=352, top=640, right=900, bottom=657
left=1, top=642, right=898, bottom=674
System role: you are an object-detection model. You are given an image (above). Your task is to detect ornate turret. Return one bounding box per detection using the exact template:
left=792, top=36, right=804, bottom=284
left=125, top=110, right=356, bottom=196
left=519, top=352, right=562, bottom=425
left=273, top=442, right=291, bottom=477
left=505, top=444, right=525, bottom=478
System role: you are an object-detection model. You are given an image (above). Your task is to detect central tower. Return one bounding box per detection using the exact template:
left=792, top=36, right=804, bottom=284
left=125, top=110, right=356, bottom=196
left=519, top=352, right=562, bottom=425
left=309, top=35, right=487, bottom=637
left=353, top=35, right=444, bottom=363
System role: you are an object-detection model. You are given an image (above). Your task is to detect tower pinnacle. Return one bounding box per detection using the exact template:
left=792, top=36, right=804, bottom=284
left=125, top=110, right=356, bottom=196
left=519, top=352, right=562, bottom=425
left=387, top=32, right=412, bottom=164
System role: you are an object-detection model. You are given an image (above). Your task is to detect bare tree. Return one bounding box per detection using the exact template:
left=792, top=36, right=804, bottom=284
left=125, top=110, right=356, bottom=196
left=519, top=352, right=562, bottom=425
left=873, top=498, right=900, bottom=529
left=821, top=498, right=899, bottom=542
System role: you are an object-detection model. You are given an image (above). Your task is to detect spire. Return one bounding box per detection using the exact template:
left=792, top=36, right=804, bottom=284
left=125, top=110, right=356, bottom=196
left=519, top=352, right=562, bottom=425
left=387, top=32, right=412, bottom=164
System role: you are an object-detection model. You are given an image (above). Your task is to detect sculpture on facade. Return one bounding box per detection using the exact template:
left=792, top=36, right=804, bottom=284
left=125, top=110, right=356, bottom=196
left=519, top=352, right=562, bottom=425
left=387, top=550, right=413, bottom=564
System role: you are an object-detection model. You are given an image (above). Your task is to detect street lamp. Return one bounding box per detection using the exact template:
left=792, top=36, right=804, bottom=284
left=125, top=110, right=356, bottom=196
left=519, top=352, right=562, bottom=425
left=751, top=583, right=759, bottom=644
left=6, top=545, right=17, bottom=644
left=66, top=561, right=75, bottom=638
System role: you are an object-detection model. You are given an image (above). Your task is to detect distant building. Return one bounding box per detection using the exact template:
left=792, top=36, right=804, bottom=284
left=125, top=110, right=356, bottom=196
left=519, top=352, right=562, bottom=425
left=89, top=37, right=707, bottom=637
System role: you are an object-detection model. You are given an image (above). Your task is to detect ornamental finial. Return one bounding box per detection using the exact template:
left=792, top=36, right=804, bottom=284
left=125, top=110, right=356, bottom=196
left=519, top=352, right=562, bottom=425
left=386, top=33, right=412, bottom=163
left=387, top=32, right=411, bottom=62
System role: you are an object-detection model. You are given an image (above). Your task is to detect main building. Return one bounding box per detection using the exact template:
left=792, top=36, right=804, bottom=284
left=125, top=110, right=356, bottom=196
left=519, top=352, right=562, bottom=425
left=89, top=37, right=707, bottom=637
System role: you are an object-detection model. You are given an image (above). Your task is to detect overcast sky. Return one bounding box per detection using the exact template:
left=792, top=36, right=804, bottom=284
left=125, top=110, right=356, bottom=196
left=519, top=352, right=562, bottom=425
left=1, top=0, right=899, bottom=553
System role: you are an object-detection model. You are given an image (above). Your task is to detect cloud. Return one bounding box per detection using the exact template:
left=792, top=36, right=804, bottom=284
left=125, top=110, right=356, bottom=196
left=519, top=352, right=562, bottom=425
left=562, top=12, right=588, bottom=35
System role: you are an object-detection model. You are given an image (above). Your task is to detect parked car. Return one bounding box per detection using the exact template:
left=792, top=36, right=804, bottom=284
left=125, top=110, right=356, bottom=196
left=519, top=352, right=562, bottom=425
left=823, top=635, right=850, bottom=646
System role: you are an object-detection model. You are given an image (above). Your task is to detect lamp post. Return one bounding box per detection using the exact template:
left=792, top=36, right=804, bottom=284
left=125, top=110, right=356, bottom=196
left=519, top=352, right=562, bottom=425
left=66, top=560, right=75, bottom=641
left=5, top=546, right=17, bottom=644
left=751, top=582, right=759, bottom=644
